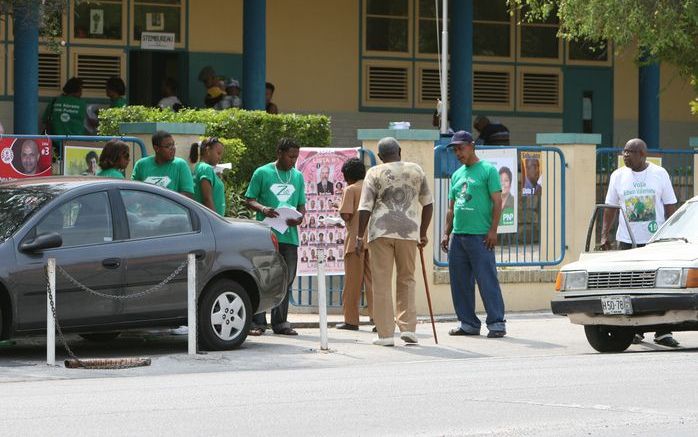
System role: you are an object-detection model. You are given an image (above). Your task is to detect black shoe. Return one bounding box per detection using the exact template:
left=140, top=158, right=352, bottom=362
left=448, top=327, right=480, bottom=336
left=654, top=334, right=679, bottom=348
left=274, top=327, right=298, bottom=336
left=336, top=323, right=359, bottom=331
left=487, top=330, right=506, bottom=338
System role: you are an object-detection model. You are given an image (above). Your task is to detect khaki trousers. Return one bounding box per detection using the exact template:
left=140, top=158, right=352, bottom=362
left=368, top=237, right=417, bottom=338
left=341, top=250, right=373, bottom=325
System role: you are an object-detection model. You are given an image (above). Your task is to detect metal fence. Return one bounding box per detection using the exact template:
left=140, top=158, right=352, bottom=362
left=433, top=141, right=566, bottom=267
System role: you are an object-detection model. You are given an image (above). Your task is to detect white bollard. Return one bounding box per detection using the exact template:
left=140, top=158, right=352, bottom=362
left=187, top=253, right=197, bottom=355
left=47, top=258, right=56, bottom=366
left=317, top=248, right=328, bottom=350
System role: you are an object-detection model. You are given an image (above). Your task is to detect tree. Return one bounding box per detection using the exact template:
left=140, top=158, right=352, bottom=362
left=509, top=1, right=698, bottom=112
left=0, top=0, right=69, bottom=44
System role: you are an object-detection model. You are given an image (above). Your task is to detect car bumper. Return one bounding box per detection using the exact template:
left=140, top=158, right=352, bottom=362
left=551, top=293, right=698, bottom=315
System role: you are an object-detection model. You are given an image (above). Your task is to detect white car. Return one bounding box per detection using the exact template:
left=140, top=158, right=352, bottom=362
left=551, top=197, right=698, bottom=352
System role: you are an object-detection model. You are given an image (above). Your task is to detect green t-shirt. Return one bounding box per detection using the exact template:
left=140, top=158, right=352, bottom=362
left=449, top=160, right=502, bottom=235
left=97, top=168, right=125, bottom=179
left=193, top=162, right=226, bottom=216
left=42, top=95, right=87, bottom=136
left=110, top=96, right=128, bottom=108
left=131, top=156, right=194, bottom=194
left=245, top=162, right=306, bottom=246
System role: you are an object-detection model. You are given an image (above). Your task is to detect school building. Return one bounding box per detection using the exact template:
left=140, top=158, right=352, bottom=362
left=1, top=0, right=696, bottom=148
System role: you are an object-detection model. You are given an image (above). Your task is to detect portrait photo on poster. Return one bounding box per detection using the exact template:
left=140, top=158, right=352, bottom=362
left=476, top=148, right=518, bottom=234
left=3, top=137, right=53, bottom=180
left=63, top=145, right=103, bottom=176
left=520, top=151, right=543, bottom=197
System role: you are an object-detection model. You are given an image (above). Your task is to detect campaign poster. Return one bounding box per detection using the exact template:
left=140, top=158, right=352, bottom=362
left=296, top=147, right=360, bottom=276
left=0, top=137, right=52, bottom=182
left=520, top=151, right=543, bottom=197
left=63, top=145, right=102, bottom=176
left=477, top=148, right=518, bottom=234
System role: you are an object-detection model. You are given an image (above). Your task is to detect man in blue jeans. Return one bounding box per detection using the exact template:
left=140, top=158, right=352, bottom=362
left=441, top=131, right=507, bottom=338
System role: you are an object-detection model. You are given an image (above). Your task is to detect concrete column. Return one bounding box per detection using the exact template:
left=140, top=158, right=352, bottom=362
left=639, top=62, right=660, bottom=149
left=537, top=133, right=601, bottom=266
left=242, top=0, right=266, bottom=111
left=13, top=1, right=40, bottom=134
left=450, top=0, right=473, bottom=132
left=690, top=137, right=698, bottom=193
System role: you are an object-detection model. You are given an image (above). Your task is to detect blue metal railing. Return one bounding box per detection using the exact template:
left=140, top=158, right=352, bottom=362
left=434, top=141, right=567, bottom=267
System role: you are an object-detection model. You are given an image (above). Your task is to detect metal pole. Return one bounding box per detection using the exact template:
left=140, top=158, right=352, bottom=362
left=440, top=0, right=449, bottom=134
left=187, top=253, right=197, bottom=355
left=47, top=258, right=56, bottom=366
left=317, top=248, right=329, bottom=351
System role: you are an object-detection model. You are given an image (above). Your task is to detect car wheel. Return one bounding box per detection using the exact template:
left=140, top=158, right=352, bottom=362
left=80, top=332, right=121, bottom=342
left=584, top=325, right=634, bottom=353
left=198, top=279, right=252, bottom=351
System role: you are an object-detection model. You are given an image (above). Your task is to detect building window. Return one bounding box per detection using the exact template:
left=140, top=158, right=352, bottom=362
left=518, top=67, right=563, bottom=112
left=416, top=0, right=446, bottom=56
left=73, top=0, right=125, bottom=42
left=473, top=0, right=511, bottom=58
left=518, top=6, right=561, bottom=60
left=71, top=48, right=126, bottom=98
left=364, top=0, right=411, bottom=54
left=132, top=0, right=184, bottom=44
left=568, top=39, right=610, bottom=64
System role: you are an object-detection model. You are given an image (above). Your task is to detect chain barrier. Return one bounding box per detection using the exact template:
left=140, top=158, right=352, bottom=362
left=46, top=259, right=188, bottom=369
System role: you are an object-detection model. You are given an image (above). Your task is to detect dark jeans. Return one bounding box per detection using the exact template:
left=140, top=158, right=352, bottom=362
left=448, top=234, right=506, bottom=333
left=252, top=243, right=297, bottom=332
left=618, top=241, right=670, bottom=338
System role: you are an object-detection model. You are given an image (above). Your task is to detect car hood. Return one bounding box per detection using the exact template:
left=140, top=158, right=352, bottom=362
left=567, top=241, right=698, bottom=271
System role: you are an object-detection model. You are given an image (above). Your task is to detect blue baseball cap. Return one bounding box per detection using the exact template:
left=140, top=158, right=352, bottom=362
left=447, top=130, right=475, bottom=148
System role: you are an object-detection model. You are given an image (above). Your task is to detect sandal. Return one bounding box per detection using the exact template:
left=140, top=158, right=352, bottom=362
left=274, top=327, right=298, bottom=336
left=248, top=328, right=265, bottom=336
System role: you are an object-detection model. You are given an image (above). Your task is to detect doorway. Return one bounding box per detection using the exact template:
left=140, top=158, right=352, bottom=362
left=563, top=67, right=613, bottom=146
left=129, top=51, right=186, bottom=107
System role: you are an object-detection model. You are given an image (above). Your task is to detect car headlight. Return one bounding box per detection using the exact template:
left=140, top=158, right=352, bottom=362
left=555, top=271, right=587, bottom=291
left=656, top=268, right=686, bottom=288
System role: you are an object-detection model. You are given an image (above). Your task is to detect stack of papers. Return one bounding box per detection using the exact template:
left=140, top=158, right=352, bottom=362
left=262, top=206, right=303, bottom=234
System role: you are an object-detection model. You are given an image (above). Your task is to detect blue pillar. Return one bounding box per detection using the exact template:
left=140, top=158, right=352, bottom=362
left=450, top=0, right=473, bottom=132
left=13, top=2, right=40, bottom=134
left=242, top=0, right=266, bottom=111
left=638, top=61, right=660, bottom=149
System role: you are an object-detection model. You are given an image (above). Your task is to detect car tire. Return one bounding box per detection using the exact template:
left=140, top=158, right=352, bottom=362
left=584, top=325, right=634, bottom=353
left=198, top=279, right=252, bottom=351
left=80, top=332, right=121, bottom=342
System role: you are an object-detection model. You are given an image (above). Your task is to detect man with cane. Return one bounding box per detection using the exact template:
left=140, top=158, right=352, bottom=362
left=441, top=131, right=506, bottom=338
left=356, top=137, right=433, bottom=346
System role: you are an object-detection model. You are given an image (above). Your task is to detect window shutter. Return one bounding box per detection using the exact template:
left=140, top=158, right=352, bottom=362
left=473, top=70, right=510, bottom=105
left=366, top=65, right=409, bottom=102
left=38, top=53, right=62, bottom=91
left=76, top=54, right=123, bottom=92
left=522, top=72, right=559, bottom=107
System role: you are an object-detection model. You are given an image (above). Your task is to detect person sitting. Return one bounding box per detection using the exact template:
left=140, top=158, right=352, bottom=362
left=473, top=115, right=510, bottom=145
left=106, top=77, right=128, bottom=108
left=158, top=77, right=183, bottom=111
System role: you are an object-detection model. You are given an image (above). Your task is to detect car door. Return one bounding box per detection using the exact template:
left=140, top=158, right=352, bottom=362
left=12, top=190, right=126, bottom=331
left=115, top=189, right=214, bottom=321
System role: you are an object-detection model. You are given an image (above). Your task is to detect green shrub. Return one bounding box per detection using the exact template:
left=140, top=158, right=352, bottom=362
left=98, top=106, right=331, bottom=186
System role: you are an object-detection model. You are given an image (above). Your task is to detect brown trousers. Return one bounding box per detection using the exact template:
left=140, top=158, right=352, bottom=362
left=368, top=237, right=417, bottom=338
left=341, top=250, right=373, bottom=325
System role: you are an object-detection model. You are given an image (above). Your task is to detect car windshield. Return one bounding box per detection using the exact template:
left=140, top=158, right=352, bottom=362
left=0, top=187, right=60, bottom=242
left=650, top=201, right=698, bottom=243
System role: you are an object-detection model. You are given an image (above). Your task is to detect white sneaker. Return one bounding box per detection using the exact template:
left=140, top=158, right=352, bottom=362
left=170, top=325, right=189, bottom=335
left=372, top=336, right=394, bottom=346
left=400, top=331, right=418, bottom=344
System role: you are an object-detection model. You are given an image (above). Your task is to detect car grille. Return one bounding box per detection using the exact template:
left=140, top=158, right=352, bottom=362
left=587, top=271, right=656, bottom=289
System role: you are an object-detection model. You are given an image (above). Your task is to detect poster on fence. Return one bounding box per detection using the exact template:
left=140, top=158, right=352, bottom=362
left=296, top=147, right=360, bottom=276
left=520, top=151, right=543, bottom=197
left=476, top=148, right=518, bottom=234
left=618, top=155, right=662, bottom=168
left=0, top=137, right=53, bottom=182
left=63, top=145, right=103, bottom=176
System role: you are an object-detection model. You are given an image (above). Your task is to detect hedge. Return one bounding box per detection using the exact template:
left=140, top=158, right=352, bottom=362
left=98, top=106, right=332, bottom=186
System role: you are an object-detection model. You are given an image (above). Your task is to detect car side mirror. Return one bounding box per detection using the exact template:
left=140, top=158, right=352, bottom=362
left=19, top=232, right=63, bottom=253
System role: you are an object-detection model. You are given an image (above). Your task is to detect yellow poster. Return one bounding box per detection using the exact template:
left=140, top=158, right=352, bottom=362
left=617, top=155, right=662, bottom=168
left=63, top=145, right=103, bottom=176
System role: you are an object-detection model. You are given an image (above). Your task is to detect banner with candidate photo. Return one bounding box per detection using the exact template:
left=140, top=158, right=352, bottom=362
left=520, top=151, right=543, bottom=197
left=476, top=148, right=518, bottom=234
left=0, top=137, right=53, bottom=182
left=296, top=147, right=360, bottom=276
left=63, top=145, right=102, bottom=176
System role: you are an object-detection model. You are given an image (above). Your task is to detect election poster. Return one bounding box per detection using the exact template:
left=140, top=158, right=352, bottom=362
left=520, top=150, right=543, bottom=197
left=63, top=145, right=102, bottom=176
left=476, top=148, right=518, bottom=234
left=296, top=147, right=360, bottom=276
left=0, top=137, right=52, bottom=182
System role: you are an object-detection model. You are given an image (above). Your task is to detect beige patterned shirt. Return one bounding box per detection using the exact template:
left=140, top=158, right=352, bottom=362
left=358, top=161, right=433, bottom=243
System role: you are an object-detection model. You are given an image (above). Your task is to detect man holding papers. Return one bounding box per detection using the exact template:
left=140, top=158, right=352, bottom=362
left=245, top=138, right=307, bottom=336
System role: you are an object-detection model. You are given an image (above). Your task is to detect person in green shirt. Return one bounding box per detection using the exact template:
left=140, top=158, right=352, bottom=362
left=245, top=138, right=306, bottom=336
left=97, top=140, right=130, bottom=179
left=106, top=77, right=128, bottom=108
left=41, top=77, right=87, bottom=136
left=441, top=130, right=506, bottom=339
left=132, top=130, right=194, bottom=197
left=189, top=137, right=226, bottom=216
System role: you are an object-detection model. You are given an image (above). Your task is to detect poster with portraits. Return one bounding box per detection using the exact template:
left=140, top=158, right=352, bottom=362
left=0, top=137, right=53, bottom=182
left=63, top=145, right=102, bottom=176
left=520, top=151, right=543, bottom=197
left=296, top=147, right=360, bottom=276
left=476, top=148, right=518, bottom=234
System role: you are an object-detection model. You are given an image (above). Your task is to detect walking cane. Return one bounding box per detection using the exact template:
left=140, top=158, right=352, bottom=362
left=418, top=246, right=438, bottom=344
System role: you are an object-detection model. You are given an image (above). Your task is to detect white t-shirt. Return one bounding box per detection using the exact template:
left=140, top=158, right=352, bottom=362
left=605, top=162, right=677, bottom=244
left=157, top=96, right=182, bottom=110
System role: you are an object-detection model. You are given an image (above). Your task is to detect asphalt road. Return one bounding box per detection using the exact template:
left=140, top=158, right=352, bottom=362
left=1, top=314, right=697, bottom=436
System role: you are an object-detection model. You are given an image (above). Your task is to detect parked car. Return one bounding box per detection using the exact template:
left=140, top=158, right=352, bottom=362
left=0, top=177, right=287, bottom=350
left=552, top=198, right=698, bottom=352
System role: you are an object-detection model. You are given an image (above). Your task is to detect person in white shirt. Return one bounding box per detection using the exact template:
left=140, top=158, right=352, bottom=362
left=601, top=138, right=679, bottom=347
left=157, top=78, right=183, bottom=111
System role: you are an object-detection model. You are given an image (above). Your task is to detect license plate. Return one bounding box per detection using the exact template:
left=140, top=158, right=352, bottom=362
left=600, top=296, right=633, bottom=315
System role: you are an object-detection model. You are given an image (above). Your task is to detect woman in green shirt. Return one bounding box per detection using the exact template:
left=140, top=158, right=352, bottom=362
left=190, top=138, right=226, bottom=216
left=97, top=140, right=130, bottom=179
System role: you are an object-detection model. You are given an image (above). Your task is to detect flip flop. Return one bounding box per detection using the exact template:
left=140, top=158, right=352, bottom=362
left=248, top=328, right=265, bottom=336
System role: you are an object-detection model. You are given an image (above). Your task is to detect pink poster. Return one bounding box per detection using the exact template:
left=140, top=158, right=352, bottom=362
left=296, top=147, right=360, bottom=276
